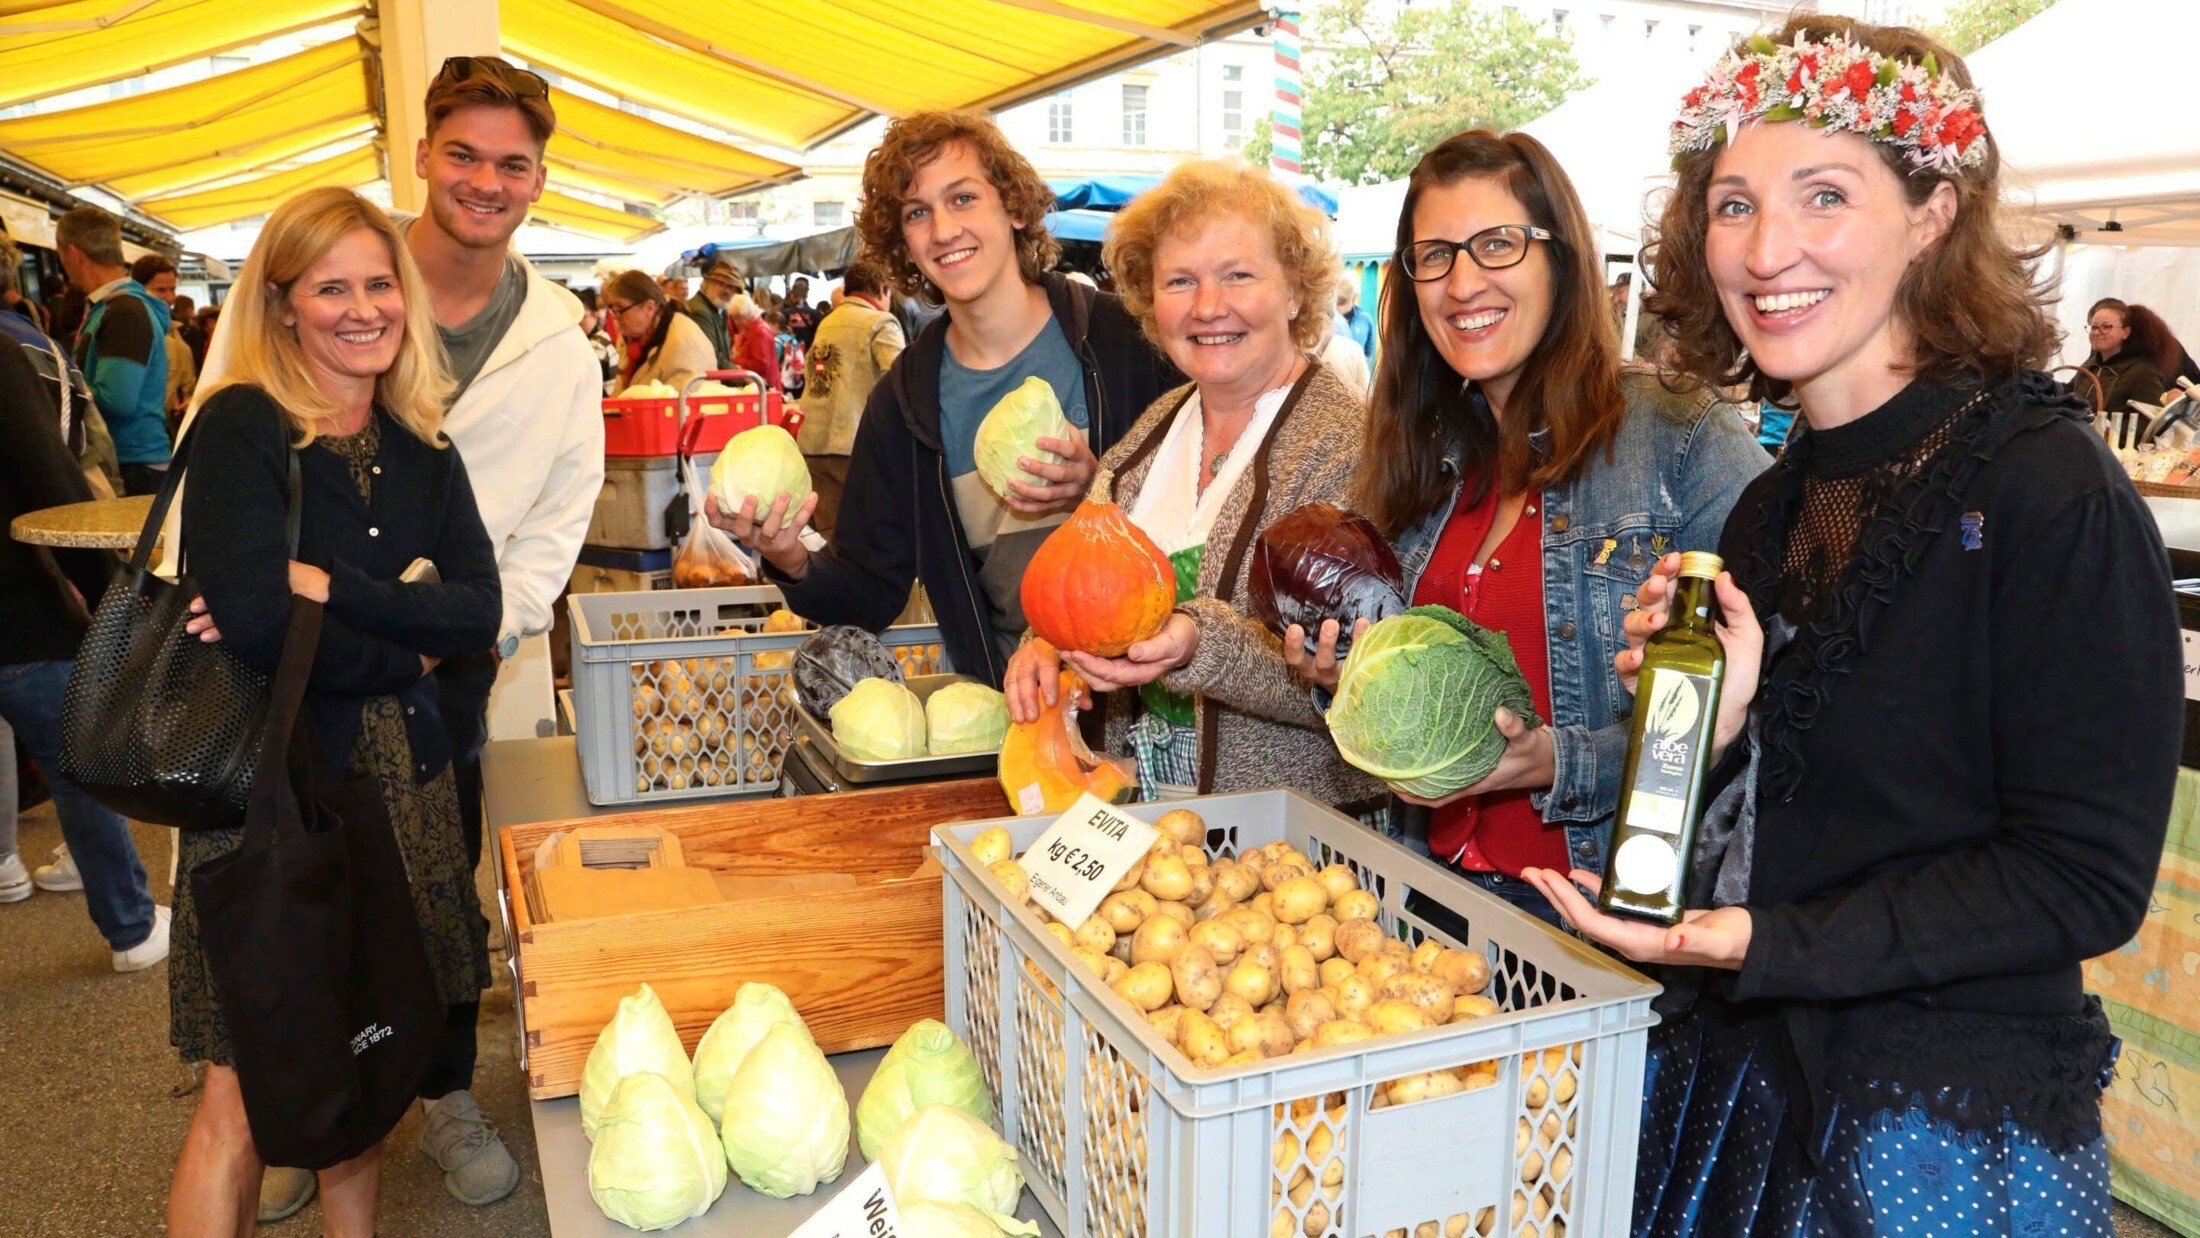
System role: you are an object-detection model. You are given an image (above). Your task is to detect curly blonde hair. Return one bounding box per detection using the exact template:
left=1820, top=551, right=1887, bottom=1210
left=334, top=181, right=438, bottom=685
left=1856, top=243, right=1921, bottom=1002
left=201, top=188, right=452, bottom=449
left=855, top=111, right=1059, bottom=304
left=1102, top=159, right=1338, bottom=355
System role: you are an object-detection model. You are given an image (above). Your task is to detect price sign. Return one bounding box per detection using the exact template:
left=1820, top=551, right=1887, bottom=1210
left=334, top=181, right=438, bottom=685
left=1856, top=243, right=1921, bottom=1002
left=789, top=1162, right=901, bottom=1238
left=1021, top=793, right=1161, bottom=931
left=2184, top=630, right=2200, bottom=703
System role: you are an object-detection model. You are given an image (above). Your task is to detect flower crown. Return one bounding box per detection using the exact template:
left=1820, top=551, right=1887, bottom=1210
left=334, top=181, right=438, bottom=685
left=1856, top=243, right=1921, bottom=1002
left=1670, top=32, right=1989, bottom=173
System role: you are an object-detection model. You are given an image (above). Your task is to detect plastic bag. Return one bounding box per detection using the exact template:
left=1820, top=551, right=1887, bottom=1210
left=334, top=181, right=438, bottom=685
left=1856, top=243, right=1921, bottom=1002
left=673, top=459, right=755, bottom=588
left=1248, top=502, right=1407, bottom=657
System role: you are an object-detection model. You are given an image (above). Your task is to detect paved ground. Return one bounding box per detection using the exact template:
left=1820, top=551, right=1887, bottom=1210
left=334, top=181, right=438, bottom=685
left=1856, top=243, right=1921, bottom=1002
left=0, top=801, right=2186, bottom=1236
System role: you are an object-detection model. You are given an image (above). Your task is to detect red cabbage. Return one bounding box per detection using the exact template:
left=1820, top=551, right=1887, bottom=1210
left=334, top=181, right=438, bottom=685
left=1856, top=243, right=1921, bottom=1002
left=1248, top=503, right=1407, bottom=657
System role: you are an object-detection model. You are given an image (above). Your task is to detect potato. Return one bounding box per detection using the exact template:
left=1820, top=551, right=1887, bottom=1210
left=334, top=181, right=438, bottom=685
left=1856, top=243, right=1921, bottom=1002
left=1380, top=936, right=1413, bottom=958
left=1554, top=1067, right=1578, bottom=1106
left=1261, top=839, right=1297, bottom=864
left=1155, top=808, right=1206, bottom=846
left=1335, top=974, right=1377, bottom=1022
left=1147, top=1005, right=1188, bottom=1043
left=1259, top=863, right=1309, bottom=897
left=1459, top=1060, right=1500, bottom=1090
left=1333, top=918, right=1387, bottom=963
left=1237, top=848, right=1271, bottom=875
left=1186, top=863, right=1216, bottom=906
left=1172, top=944, right=1223, bottom=1012
left=1524, top=1074, right=1549, bottom=1109
left=970, top=825, right=1014, bottom=866
left=1180, top=842, right=1210, bottom=866
left=988, top=859, right=1030, bottom=903
left=1303, top=1200, right=1332, bottom=1238
left=1188, top=918, right=1245, bottom=967
left=1071, top=946, right=1110, bottom=976
left=1224, top=960, right=1278, bottom=1008
left=1432, top=949, right=1492, bottom=995
left=1239, top=941, right=1282, bottom=977
left=1297, top=914, right=1338, bottom=962
left=1131, top=915, right=1188, bottom=967
left=1379, top=972, right=1459, bottom=1025
left=1207, top=992, right=1255, bottom=1030
left=1367, top=998, right=1434, bottom=1037
left=1179, top=1008, right=1230, bottom=1067
left=1454, top=994, right=1502, bottom=1021
left=1284, top=989, right=1338, bottom=1042
left=1519, top=1148, right=1545, bottom=1186
left=1101, top=955, right=1129, bottom=985
left=1112, top=961, right=1174, bottom=1012
left=1223, top=907, right=1276, bottom=946
left=1273, top=1126, right=1301, bottom=1170
left=1110, top=935, right=1136, bottom=964
left=1098, top=890, right=1154, bottom=935
left=1312, top=1020, right=1376, bottom=1049
left=1150, top=900, right=1197, bottom=929
left=1357, top=952, right=1412, bottom=989
left=1271, top=922, right=1298, bottom=951
left=1538, top=1110, right=1562, bottom=1150
left=1212, top=862, right=1262, bottom=904
left=1249, top=892, right=1276, bottom=919
left=1142, top=853, right=1195, bottom=901
left=1111, top=853, right=1147, bottom=893
left=1045, top=922, right=1075, bottom=949
left=1386, top=1071, right=1441, bottom=1106
left=1074, top=916, right=1117, bottom=956
left=1319, top=957, right=1356, bottom=988
left=1271, top=876, right=1329, bottom=925
left=1333, top=889, right=1380, bottom=922
left=1411, top=939, right=1447, bottom=974
left=1314, top=863, right=1360, bottom=903
left=1279, top=944, right=1320, bottom=995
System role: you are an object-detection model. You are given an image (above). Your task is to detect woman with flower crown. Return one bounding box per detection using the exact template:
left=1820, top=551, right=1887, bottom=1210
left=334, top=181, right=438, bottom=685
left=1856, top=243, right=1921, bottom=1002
left=1521, top=15, right=2182, bottom=1234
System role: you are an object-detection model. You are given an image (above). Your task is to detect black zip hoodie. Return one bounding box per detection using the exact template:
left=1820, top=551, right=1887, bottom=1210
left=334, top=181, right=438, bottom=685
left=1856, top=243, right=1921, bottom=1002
left=766, top=272, right=1181, bottom=686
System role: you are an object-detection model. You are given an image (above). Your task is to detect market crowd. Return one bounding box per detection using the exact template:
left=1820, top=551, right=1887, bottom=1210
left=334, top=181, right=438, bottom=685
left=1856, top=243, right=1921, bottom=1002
left=0, top=13, right=2182, bottom=1237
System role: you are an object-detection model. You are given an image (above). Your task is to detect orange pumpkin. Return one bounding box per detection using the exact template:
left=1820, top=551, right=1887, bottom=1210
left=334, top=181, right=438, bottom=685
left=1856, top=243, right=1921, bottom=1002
left=998, top=667, right=1136, bottom=815
left=1020, top=469, right=1176, bottom=657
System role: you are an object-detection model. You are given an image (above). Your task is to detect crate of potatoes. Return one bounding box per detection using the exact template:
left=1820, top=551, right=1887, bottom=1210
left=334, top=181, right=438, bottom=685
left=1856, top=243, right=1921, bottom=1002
left=936, top=789, right=1658, bottom=1238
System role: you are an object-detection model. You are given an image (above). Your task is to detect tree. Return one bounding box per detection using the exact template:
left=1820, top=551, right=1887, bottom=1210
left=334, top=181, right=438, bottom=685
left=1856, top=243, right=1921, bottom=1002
left=1932, top=0, right=2060, bottom=55
left=1242, top=0, right=1584, bottom=186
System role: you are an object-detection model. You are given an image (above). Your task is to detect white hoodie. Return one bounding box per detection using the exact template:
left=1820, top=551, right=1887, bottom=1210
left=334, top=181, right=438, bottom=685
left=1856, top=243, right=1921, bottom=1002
left=168, top=256, right=605, bottom=647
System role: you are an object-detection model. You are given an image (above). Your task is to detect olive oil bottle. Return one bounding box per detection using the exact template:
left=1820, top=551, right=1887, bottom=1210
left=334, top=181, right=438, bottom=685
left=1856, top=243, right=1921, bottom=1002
left=1599, top=552, right=1727, bottom=925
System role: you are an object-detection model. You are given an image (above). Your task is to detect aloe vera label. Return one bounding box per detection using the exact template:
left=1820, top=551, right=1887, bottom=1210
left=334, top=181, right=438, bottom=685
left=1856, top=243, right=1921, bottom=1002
left=1622, top=669, right=1710, bottom=839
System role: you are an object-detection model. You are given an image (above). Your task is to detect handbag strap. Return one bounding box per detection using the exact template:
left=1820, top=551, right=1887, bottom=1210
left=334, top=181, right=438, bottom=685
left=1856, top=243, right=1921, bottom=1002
left=240, top=597, right=327, bottom=852
left=134, top=418, right=303, bottom=575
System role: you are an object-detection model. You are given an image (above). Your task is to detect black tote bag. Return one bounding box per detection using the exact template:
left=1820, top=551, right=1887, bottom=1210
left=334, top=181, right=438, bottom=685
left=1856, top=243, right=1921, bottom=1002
left=58, top=421, right=301, bottom=830
left=191, top=599, right=442, bottom=1169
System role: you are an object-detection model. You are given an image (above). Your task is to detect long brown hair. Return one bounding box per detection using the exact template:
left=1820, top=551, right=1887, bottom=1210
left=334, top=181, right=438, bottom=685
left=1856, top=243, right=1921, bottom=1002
left=2093, top=298, right=2186, bottom=375
left=1644, top=15, right=2056, bottom=403
left=1354, top=131, right=1624, bottom=538
left=854, top=110, right=1059, bottom=306
left=606, top=268, right=675, bottom=375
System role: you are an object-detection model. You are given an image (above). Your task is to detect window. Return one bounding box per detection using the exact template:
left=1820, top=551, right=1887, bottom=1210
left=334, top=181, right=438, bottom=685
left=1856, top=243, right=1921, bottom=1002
left=728, top=200, right=760, bottom=221
left=1222, top=87, right=1244, bottom=148
left=813, top=201, right=844, bottom=227
left=1600, top=13, right=1615, bottom=38
left=1644, top=19, right=1659, bottom=39
left=1122, top=84, right=1147, bottom=146
left=1224, top=64, right=1243, bottom=82
left=1048, top=99, right=1073, bottom=144
left=1688, top=23, right=1702, bottom=53
left=1552, top=10, right=1568, bottom=32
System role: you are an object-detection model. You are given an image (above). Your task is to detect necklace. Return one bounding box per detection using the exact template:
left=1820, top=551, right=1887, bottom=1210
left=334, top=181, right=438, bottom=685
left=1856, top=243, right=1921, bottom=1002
left=1209, top=448, right=1229, bottom=477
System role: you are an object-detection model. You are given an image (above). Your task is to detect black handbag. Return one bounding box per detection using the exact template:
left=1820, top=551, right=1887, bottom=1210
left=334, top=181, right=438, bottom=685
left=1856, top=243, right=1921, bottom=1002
left=191, top=598, right=442, bottom=1169
left=58, top=419, right=300, bottom=830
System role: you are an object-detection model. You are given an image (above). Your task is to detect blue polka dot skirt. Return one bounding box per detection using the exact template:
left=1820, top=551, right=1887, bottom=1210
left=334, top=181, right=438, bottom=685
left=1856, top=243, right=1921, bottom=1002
left=1634, top=1009, right=2114, bottom=1237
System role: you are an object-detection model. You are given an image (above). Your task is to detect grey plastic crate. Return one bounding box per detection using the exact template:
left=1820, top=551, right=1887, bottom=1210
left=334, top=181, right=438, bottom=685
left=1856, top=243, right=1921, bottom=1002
left=567, top=586, right=946, bottom=804
left=937, top=790, right=1659, bottom=1238
left=586, top=452, right=719, bottom=551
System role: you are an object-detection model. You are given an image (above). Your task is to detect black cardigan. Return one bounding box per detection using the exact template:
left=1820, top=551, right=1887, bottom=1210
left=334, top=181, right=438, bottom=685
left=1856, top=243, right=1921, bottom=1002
left=766, top=272, right=1182, bottom=687
left=182, top=384, right=500, bottom=777
left=1706, top=373, right=2180, bottom=1147
left=0, top=337, right=112, bottom=666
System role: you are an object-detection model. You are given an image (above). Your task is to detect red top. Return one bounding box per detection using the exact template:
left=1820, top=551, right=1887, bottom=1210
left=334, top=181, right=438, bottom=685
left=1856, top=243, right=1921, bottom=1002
left=1411, top=486, right=1563, bottom=876
left=734, top=317, right=784, bottom=390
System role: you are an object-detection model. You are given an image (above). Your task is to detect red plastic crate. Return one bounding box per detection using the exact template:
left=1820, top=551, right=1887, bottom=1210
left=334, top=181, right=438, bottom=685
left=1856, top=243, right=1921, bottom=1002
left=602, top=392, right=801, bottom=457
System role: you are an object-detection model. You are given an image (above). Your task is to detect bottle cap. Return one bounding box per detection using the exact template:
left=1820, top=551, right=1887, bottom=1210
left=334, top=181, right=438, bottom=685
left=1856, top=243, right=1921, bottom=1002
left=1676, top=551, right=1724, bottom=580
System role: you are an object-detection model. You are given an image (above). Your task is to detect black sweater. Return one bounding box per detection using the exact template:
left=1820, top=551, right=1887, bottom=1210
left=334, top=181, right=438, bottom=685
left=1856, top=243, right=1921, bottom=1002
left=182, top=385, right=500, bottom=776
left=0, top=336, right=112, bottom=666
left=1709, top=373, right=2180, bottom=1146
left=766, top=273, right=1182, bottom=687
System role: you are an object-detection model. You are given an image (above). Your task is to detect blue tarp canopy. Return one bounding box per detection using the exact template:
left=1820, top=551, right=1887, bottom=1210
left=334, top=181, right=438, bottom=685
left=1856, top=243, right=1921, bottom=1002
left=680, top=226, right=859, bottom=277
left=1048, top=174, right=1338, bottom=217
left=1043, top=209, right=1116, bottom=244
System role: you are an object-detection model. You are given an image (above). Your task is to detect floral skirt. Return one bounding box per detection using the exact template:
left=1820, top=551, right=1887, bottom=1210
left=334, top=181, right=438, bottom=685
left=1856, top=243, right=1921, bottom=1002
left=1635, top=1006, right=2114, bottom=1237
left=169, top=697, right=490, bottom=1066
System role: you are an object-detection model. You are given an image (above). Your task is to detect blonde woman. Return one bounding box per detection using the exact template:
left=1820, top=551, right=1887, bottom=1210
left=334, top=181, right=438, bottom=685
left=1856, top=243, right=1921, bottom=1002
left=167, top=187, right=500, bottom=1237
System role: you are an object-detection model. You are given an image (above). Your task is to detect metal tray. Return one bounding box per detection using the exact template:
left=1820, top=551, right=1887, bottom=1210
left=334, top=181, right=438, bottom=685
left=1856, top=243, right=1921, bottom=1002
left=792, top=673, right=1001, bottom=785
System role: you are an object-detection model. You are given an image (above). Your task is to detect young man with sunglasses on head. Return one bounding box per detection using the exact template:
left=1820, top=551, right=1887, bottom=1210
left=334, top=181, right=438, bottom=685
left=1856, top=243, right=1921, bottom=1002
left=184, top=54, right=605, bottom=1223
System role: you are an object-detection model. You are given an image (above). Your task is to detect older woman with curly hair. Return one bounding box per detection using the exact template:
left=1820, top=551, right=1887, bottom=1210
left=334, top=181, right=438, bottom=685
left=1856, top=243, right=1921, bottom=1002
left=1004, top=160, right=1385, bottom=812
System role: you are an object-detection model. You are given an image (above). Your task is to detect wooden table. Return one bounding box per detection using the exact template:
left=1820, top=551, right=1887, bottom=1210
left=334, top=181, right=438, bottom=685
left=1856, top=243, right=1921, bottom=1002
left=9, top=494, right=154, bottom=549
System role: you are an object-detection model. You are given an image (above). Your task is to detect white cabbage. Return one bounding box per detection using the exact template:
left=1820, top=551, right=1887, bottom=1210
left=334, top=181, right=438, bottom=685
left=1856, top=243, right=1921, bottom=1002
left=692, top=982, right=810, bottom=1125
left=579, top=984, right=694, bottom=1142
left=923, top=683, right=1009, bottom=756
left=586, top=1071, right=728, bottom=1230
left=829, top=677, right=927, bottom=762
left=708, top=424, right=813, bottom=517
left=972, top=376, right=1074, bottom=500
left=875, top=1105, right=1025, bottom=1218
left=855, top=1019, right=995, bottom=1159
left=718, top=1022, right=850, bottom=1197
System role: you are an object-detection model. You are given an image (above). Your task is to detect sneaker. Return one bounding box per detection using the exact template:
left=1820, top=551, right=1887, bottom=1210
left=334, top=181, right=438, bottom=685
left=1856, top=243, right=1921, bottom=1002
left=112, top=906, right=171, bottom=972
left=256, top=1166, right=317, bottom=1223
left=0, top=853, right=30, bottom=903
left=419, top=1090, right=519, bottom=1205
left=33, top=844, right=81, bottom=892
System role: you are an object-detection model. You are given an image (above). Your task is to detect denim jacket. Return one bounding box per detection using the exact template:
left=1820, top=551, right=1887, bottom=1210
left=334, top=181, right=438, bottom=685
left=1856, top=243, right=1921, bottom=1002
left=1390, top=373, right=1768, bottom=874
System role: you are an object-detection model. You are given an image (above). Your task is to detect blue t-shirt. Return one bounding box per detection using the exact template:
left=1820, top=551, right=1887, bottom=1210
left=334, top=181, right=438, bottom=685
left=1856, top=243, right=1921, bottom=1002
left=937, top=315, right=1092, bottom=664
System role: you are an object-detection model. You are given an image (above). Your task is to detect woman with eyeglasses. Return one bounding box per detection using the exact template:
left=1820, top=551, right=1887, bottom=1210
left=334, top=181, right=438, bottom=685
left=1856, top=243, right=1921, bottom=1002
left=2074, top=298, right=2186, bottom=418
left=603, top=269, right=715, bottom=392
left=1287, top=130, right=1767, bottom=923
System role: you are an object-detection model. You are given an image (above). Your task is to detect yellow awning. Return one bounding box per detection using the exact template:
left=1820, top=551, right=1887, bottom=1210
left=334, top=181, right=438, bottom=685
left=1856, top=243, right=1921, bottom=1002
left=0, top=0, right=363, bottom=112
left=0, top=38, right=374, bottom=193
left=530, top=187, right=663, bottom=244
left=138, top=143, right=382, bottom=231
left=547, top=90, right=800, bottom=201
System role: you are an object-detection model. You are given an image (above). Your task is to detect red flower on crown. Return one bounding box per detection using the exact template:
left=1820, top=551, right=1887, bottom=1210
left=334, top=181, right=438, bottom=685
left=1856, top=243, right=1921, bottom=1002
left=1736, top=60, right=1763, bottom=106
left=1937, top=109, right=1986, bottom=154
left=1839, top=61, right=1876, bottom=100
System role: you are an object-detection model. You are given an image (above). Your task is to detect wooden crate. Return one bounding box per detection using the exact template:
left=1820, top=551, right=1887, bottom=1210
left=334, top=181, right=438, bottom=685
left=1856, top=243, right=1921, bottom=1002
left=499, top=778, right=1009, bottom=1100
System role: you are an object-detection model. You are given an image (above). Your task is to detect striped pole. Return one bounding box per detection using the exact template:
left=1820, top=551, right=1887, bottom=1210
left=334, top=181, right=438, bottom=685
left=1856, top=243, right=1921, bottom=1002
left=1269, top=9, right=1303, bottom=178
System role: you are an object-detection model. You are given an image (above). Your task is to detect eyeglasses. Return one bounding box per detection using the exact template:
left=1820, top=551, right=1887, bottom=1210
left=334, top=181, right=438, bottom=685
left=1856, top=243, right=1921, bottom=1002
left=435, top=56, right=549, bottom=100
left=2087, top=322, right=2122, bottom=332
left=603, top=300, right=640, bottom=316
left=1399, top=226, right=1558, bottom=281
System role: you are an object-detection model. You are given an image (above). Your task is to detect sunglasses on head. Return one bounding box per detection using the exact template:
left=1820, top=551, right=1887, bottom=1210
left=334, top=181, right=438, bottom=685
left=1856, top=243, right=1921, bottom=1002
left=436, top=56, right=549, bottom=100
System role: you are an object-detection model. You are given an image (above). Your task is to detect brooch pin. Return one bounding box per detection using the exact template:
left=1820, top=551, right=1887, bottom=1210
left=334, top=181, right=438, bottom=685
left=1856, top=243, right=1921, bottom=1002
left=1960, top=511, right=1985, bottom=551
left=1593, top=538, right=1618, bottom=566
left=1650, top=534, right=1670, bottom=555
